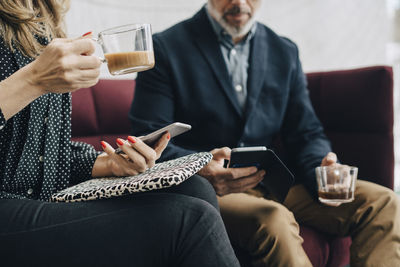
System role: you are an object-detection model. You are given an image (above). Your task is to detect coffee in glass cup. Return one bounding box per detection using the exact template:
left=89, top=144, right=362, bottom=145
left=95, top=23, right=154, bottom=75
left=315, top=165, right=358, bottom=206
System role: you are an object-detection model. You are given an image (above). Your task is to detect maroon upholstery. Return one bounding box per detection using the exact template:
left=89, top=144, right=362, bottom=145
left=71, top=66, right=394, bottom=267
left=71, top=79, right=135, bottom=150
left=307, top=66, right=394, bottom=189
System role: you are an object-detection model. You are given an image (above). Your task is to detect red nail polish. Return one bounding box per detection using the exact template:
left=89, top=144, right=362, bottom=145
left=116, top=138, right=124, bottom=146
left=167, top=133, right=171, bottom=140
left=82, top=31, right=92, bottom=37
left=101, top=141, right=106, bottom=149
left=128, top=136, right=136, bottom=143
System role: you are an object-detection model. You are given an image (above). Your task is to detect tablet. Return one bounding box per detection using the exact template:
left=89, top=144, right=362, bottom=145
left=229, top=146, right=295, bottom=203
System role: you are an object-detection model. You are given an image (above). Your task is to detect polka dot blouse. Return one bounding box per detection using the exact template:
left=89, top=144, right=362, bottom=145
left=0, top=37, right=100, bottom=201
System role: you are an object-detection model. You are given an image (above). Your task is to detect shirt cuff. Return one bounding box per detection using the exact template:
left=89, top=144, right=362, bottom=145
left=0, top=108, right=6, bottom=130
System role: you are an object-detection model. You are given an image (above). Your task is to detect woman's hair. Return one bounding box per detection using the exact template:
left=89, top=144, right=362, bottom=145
left=0, top=0, right=70, bottom=58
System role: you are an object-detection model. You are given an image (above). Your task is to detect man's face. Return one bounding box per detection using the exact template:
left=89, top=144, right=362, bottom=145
left=208, top=0, right=261, bottom=28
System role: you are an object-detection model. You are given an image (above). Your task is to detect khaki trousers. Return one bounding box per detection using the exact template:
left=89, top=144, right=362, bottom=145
left=218, top=180, right=400, bottom=267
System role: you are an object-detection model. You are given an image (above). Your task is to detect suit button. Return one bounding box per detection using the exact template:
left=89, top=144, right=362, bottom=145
left=39, top=155, right=44, bottom=162
left=27, top=188, right=34, bottom=195
left=235, top=85, right=243, bottom=92
left=44, top=117, right=49, bottom=124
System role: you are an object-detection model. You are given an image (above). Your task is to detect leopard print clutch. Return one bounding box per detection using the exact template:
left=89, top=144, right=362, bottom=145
left=51, top=152, right=212, bottom=202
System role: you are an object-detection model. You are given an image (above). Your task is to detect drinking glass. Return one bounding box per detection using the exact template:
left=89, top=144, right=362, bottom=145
left=94, top=23, right=154, bottom=75
left=316, top=165, right=358, bottom=206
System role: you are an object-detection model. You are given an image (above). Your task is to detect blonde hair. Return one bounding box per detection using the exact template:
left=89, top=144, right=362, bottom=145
left=0, top=0, right=70, bottom=58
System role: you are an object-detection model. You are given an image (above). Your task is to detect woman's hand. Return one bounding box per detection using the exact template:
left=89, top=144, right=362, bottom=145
left=91, top=132, right=170, bottom=177
left=0, top=35, right=101, bottom=120
left=25, top=37, right=101, bottom=94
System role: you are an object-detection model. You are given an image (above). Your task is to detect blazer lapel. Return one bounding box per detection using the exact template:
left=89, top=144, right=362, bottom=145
left=245, top=24, right=268, bottom=119
left=190, top=8, right=243, bottom=118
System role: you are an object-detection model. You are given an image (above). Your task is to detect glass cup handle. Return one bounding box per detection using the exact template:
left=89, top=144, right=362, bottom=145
left=91, top=37, right=107, bottom=63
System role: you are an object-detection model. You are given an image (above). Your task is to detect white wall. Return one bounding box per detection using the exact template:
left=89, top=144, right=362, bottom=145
left=66, top=0, right=391, bottom=73
left=65, top=0, right=400, bottom=190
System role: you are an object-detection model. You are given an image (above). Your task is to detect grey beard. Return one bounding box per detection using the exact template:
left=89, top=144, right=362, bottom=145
left=207, top=3, right=255, bottom=39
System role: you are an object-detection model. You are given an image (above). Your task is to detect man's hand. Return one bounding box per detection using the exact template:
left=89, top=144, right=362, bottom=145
left=321, top=152, right=337, bottom=166
left=198, top=147, right=266, bottom=196
left=319, top=152, right=352, bottom=207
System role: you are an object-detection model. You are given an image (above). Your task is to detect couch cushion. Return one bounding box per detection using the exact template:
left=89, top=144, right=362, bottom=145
left=71, top=87, right=99, bottom=137
left=91, top=79, right=135, bottom=135
left=327, top=236, right=352, bottom=267
left=300, top=225, right=330, bottom=267
left=71, top=79, right=135, bottom=150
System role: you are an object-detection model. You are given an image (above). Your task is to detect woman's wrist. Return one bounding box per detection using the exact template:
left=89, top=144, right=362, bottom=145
left=0, top=63, right=45, bottom=120
left=23, top=62, right=47, bottom=97
left=91, top=153, right=113, bottom=177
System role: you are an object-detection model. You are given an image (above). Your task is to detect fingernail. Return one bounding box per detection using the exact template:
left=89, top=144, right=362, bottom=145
left=127, top=136, right=136, bottom=143
left=116, top=138, right=124, bottom=146
left=167, top=133, right=170, bottom=140
left=101, top=141, right=106, bottom=149
left=82, top=31, right=92, bottom=37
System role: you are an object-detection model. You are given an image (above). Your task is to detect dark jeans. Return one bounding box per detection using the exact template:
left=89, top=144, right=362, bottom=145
left=0, top=175, right=239, bottom=267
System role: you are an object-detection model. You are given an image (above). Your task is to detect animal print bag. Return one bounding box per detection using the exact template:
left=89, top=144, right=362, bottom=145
left=51, top=152, right=212, bottom=202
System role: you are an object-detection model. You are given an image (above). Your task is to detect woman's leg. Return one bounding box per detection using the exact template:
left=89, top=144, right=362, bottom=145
left=0, top=181, right=238, bottom=267
left=157, top=174, right=219, bottom=210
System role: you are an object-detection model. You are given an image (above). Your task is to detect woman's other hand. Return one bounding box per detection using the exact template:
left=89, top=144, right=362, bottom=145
left=26, top=36, right=101, bottom=94
left=92, top=132, right=170, bottom=177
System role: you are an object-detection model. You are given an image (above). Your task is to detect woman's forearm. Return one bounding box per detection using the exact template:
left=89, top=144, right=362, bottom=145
left=0, top=63, right=44, bottom=120
left=0, top=38, right=101, bottom=122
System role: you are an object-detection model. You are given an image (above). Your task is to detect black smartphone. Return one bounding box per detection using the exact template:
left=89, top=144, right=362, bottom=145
left=228, top=146, right=295, bottom=203
left=115, top=122, right=191, bottom=154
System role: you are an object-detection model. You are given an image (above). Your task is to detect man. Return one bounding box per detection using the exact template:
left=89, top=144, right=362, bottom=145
left=129, top=0, right=400, bottom=266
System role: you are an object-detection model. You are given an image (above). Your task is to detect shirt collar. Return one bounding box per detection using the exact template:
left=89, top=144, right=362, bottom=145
left=205, top=4, right=257, bottom=46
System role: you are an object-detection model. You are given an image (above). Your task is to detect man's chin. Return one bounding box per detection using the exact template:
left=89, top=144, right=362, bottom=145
left=220, top=16, right=255, bottom=39
left=225, top=13, right=250, bottom=27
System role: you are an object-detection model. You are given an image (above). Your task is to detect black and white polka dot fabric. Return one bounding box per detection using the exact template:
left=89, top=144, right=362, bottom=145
left=0, top=37, right=100, bottom=201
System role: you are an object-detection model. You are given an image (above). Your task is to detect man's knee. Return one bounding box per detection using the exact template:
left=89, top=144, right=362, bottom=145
left=252, top=202, right=298, bottom=237
left=356, top=181, right=399, bottom=212
left=236, top=202, right=300, bottom=252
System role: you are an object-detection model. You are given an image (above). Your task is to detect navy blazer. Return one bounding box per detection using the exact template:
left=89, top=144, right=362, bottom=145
left=129, top=7, right=332, bottom=196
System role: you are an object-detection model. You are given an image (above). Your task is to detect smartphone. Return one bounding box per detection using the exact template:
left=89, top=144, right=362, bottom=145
left=115, top=122, right=191, bottom=154
left=228, top=146, right=295, bottom=203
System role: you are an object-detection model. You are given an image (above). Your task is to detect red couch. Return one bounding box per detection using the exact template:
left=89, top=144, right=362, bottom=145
left=71, top=66, right=394, bottom=267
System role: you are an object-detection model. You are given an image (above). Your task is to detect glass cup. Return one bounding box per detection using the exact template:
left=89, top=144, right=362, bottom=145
left=315, top=165, right=358, bottom=206
left=95, top=23, right=155, bottom=75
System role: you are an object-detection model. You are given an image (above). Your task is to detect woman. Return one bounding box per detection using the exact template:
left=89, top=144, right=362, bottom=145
left=0, top=1, right=240, bottom=266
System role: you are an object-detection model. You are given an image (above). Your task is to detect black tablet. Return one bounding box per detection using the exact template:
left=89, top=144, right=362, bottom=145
left=229, top=146, right=295, bottom=203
